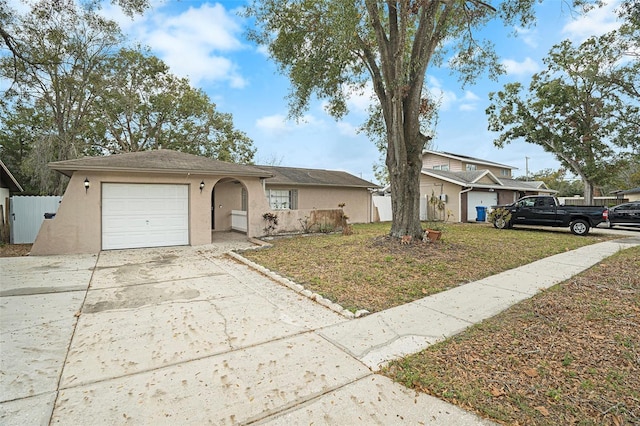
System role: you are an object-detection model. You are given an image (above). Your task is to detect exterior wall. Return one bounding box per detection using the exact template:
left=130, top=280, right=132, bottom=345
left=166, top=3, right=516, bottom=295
left=496, top=190, right=518, bottom=206
left=265, top=185, right=373, bottom=224
left=422, top=153, right=512, bottom=177
left=31, top=172, right=269, bottom=255
left=419, top=175, right=461, bottom=222
left=476, top=175, right=497, bottom=185
left=422, top=155, right=463, bottom=171
left=485, top=166, right=512, bottom=178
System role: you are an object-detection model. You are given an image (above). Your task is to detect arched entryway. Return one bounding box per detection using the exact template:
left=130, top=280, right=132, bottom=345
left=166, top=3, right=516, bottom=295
left=211, top=178, right=248, bottom=234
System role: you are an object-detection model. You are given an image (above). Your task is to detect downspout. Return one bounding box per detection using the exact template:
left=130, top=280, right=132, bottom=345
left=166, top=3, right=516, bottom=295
left=459, top=187, right=473, bottom=223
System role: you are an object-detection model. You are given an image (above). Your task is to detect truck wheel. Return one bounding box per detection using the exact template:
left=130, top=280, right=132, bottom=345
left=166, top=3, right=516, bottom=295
left=493, top=218, right=509, bottom=229
left=570, top=219, right=590, bottom=236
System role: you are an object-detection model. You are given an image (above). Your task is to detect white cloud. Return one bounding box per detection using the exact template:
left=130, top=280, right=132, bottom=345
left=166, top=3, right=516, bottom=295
left=457, top=91, right=480, bottom=111
left=514, top=26, right=538, bottom=49
left=562, top=0, right=621, bottom=41
left=256, top=44, right=270, bottom=57
left=256, top=113, right=325, bottom=136
left=462, top=91, right=480, bottom=102
left=337, top=121, right=359, bottom=137
left=344, top=81, right=376, bottom=115
left=427, top=76, right=458, bottom=111
left=256, top=114, right=289, bottom=134
left=502, top=57, right=540, bottom=76
left=102, top=2, right=248, bottom=88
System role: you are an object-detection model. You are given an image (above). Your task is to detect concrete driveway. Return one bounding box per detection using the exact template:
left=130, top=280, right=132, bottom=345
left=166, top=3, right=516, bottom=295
left=1, top=237, right=492, bottom=425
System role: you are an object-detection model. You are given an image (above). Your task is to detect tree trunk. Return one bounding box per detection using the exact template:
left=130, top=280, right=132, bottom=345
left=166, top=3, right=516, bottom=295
left=583, top=180, right=594, bottom=205
left=388, top=158, right=423, bottom=239
left=387, top=115, right=424, bottom=239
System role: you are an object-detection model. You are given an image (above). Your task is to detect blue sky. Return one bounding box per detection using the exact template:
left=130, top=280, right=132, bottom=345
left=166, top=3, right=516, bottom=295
left=100, top=0, right=623, bottom=183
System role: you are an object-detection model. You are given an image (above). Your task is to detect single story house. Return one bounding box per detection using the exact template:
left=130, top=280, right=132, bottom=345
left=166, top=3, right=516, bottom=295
left=31, top=149, right=377, bottom=255
left=611, top=187, right=640, bottom=202
left=420, top=150, right=556, bottom=222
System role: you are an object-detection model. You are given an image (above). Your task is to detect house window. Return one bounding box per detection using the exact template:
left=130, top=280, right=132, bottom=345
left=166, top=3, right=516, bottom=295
left=501, top=169, right=510, bottom=176
left=267, top=189, right=298, bottom=210
left=241, top=188, right=248, bottom=211
left=433, top=164, right=449, bottom=171
left=465, top=164, right=477, bottom=171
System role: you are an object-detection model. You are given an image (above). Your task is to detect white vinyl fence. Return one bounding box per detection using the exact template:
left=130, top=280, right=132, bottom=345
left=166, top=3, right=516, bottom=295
left=231, top=210, right=248, bottom=232
left=10, top=196, right=62, bottom=244
left=373, top=195, right=431, bottom=222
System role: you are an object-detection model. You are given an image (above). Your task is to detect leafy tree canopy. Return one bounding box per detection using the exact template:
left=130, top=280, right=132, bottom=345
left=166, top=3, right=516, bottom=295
left=247, top=0, right=602, bottom=238
left=0, top=1, right=253, bottom=195
left=487, top=21, right=639, bottom=204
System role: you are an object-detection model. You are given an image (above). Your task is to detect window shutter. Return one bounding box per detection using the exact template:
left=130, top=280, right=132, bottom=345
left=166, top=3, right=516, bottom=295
left=290, top=189, right=298, bottom=209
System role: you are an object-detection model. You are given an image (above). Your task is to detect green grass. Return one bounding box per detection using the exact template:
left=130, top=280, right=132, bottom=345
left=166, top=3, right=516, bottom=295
left=242, top=222, right=615, bottom=313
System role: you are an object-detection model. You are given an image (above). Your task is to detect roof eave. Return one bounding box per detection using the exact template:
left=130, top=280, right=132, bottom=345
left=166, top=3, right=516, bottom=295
left=0, top=159, right=24, bottom=192
left=50, top=164, right=273, bottom=179
left=265, top=181, right=379, bottom=189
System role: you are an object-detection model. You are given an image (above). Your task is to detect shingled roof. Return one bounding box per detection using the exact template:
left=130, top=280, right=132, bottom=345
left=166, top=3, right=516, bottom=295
left=422, top=169, right=556, bottom=193
left=49, top=150, right=273, bottom=178
left=256, top=165, right=378, bottom=188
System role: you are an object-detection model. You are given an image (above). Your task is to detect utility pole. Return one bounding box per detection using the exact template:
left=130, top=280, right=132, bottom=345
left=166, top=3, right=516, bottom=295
left=525, top=156, right=530, bottom=181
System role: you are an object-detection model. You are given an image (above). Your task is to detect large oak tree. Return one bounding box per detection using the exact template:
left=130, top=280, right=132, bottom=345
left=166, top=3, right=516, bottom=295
left=1, top=1, right=255, bottom=194
left=246, top=0, right=599, bottom=239
left=487, top=30, right=639, bottom=204
left=93, top=47, right=255, bottom=163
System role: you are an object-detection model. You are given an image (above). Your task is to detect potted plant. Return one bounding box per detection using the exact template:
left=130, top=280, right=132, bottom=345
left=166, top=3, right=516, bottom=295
left=424, top=221, right=444, bottom=242
left=487, top=207, right=512, bottom=229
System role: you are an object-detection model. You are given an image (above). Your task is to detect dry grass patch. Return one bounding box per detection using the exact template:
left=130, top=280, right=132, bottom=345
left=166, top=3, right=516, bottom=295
left=242, top=222, right=615, bottom=313
left=0, top=243, right=32, bottom=257
left=382, top=246, right=640, bottom=425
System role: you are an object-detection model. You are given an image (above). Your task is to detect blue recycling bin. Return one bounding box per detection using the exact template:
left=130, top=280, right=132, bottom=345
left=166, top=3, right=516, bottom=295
left=475, top=206, right=487, bottom=222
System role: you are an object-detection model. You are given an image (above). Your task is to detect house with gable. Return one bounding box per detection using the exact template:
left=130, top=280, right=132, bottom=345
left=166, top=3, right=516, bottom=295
left=30, top=149, right=378, bottom=255
left=420, top=150, right=556, bottom=222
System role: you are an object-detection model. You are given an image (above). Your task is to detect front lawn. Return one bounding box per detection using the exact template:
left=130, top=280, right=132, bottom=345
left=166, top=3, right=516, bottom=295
left=382, top=246, right=640, bottom=425
left=242, top=222, right=615, bottom=313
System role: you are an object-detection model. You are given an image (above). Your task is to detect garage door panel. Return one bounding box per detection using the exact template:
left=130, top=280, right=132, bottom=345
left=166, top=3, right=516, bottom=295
left=467, top=191, right=497, bottom=222
left=102, top=183, right=189, bottom=250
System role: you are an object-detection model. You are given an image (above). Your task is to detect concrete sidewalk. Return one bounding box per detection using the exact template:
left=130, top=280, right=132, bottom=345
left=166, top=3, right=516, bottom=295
left=1, top=233, right=638, bottom=425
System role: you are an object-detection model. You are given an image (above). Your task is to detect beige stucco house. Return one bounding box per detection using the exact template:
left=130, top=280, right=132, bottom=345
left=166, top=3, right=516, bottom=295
left=420, top=150, right=556, bottom=222
left=31, top=150, right=377, bottom=255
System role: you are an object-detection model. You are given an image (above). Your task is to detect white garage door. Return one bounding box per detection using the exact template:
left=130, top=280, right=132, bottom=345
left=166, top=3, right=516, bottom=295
left=102, top=183, right=189, bottom=250
left=467, top=191, right=497, bottom=222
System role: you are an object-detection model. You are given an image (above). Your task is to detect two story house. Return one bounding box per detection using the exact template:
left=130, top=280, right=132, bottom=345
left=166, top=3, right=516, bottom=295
left=420, top=150, right=556, bottom=222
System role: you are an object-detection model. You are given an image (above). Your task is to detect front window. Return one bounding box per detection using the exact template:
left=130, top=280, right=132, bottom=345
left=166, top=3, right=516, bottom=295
left=267, top=189, right=298, bottom=210
left=466, top=164, right=477, bottom=171
left=433, top=164, right=449, bottom=171
left=501, top=169, right=510, bottom=176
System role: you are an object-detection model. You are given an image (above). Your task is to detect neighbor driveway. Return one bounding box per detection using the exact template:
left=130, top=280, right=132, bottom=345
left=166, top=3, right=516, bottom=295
left=1, top=237, right=492, bottom=425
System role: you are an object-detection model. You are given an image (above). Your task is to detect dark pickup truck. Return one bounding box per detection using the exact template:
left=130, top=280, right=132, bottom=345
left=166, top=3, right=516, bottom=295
left=491, top=195, right=608, bottom=236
